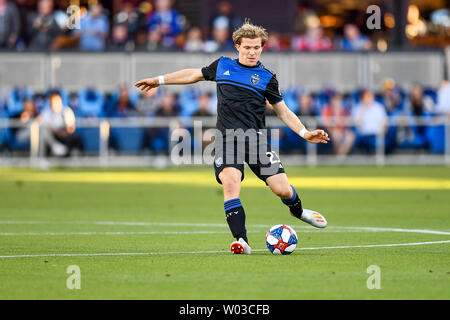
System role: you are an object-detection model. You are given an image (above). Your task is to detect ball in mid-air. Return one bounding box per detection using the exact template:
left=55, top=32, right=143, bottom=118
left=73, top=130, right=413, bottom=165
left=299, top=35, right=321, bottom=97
left=265, top=224, right=298, bottom=255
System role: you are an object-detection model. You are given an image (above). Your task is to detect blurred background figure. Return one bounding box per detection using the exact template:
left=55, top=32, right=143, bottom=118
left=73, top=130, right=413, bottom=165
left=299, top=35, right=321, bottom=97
left=406, top=84, right=434, bottom=117
left=29, top=0, right=61, bottom=50
left=39, top=92, right=82, bottom=156
left=208, top=0, right=242, bottom=38
left=291, top=25, right=333, bottom=51
left=340, top=24, right=372, bottom=51
left=146, top=0, right=184, bottom=49
left=192, top=92, right=213, bottom=117
left=321, top=93, right=355, bottom=156
left=0, top=0, right=20, bottom=49
left=146, top=91, right=179, bottom=153
left=77, top=3, right=109, bottom=51
left=184, top=26, right=204, bottom=52
left=110, top=23, right=129, bottom=49
left=352, top=90, right=388, bottom=154
left=265, top=31, right=287, bottom=52
left=11, top=98, right=37, bottom=149
left=112, top=1, right=147, bottom=50
left=203, top=23, right=234, bottom=52
left=380, top=78, right=403, bottom=116
left=137, top=87, right=162, bottom=116
left=435, top=80, right=450, bottom=115
left=296, top=92, right=317, bottom=117
left=111, top=86, right=137, bottom=117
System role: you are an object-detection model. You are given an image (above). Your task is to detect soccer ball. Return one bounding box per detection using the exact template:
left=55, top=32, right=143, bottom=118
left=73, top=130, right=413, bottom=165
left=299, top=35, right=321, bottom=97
left=265, top=224, right=298, bottom=255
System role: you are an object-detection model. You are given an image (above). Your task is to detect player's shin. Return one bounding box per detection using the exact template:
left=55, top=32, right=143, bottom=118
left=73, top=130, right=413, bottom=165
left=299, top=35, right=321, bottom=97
left=224, top=198, right=248, bottom=243
left=281, top=185, right=303, bottom=219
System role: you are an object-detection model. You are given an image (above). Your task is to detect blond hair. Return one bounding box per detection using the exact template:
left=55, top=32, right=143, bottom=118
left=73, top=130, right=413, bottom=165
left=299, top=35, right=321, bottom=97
left=232, top=20, right=268, bottom=46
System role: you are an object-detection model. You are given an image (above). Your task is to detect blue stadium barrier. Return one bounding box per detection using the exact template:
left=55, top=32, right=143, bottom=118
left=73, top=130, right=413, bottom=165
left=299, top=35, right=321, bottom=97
left=78, top=127, right=100, bottom=152
left=111, top=127, right=144, bottom=152
left=426, top=125, right=445, bottom=154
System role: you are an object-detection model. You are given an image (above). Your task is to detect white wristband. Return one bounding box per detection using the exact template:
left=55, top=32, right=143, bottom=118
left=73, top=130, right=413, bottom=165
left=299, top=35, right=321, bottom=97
left=299, top=128, right=308, bottom=138
left=158, top=75, right=165, bottom=85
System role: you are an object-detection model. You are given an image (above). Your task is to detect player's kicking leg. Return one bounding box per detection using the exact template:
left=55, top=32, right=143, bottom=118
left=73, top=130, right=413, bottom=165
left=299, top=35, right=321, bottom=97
left=266, top=173, right=327, bottom=228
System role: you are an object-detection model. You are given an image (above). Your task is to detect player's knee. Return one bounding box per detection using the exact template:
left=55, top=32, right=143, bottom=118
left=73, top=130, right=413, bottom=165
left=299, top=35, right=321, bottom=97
left=273, top=185, right=292, bottom=199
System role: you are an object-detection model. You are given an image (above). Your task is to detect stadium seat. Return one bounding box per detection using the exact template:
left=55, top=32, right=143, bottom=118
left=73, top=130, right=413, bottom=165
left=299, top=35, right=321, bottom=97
left=0, top=108, right=10, bottom=149
left=78, top=88, right=105, bottom=117
left=178, top=88, right=200, bottom=117
left=7, top=87, right=34, bottom=117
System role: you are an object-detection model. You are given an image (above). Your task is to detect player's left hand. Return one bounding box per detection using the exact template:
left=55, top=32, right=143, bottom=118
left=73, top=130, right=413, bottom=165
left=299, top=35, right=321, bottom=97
left=304, top=129, right=330, bottom=144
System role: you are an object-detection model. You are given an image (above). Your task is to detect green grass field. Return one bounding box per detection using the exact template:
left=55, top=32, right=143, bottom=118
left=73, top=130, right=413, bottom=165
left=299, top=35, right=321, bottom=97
left=0, top=166, right=449, bottom=300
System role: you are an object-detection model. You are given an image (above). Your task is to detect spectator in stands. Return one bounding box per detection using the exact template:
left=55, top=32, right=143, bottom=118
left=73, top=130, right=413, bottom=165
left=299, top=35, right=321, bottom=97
left=0, top=0, right=20, bottom=48
left=15, top=0, right=33, bottom=49
left=291, top=26, right=333, bottom=51
left=321, top=93, right=355, bottom=156
left=12, top=98, right=37, bottom=147
left=113, top=86, right=137, bottom=117
left=137, top=87, right=162, bottom=116
left=401, top=84, right=435, bottom=149
left=340, top=24, right=372, bottom=51
left=29, top=0, right=61, bottom=50
left=77, top=3, right=109, bottom=51
left=40, top=92, right=82, bottom=156
left=134, top=28, right=149, bottom=50
left=352, top=90, right=388, bottom=154
left=146, top=91, right=179, bottom=153
left=146, top=29, right=162, bottom=50
left=113, top=2, right=147, bottom=44
left=265, top=31, right=287, bottom=52
left=147, top=0, right=184, bottom=49
left=154, top=92, right=179, bottom=117
left=184, top=26, right=204, bottom=52
left=192, top=93, right=213, bottom=117
left=110, top=23, right=130, bottom=50
left=380, top=78, right=403, bottom=115
left=435, top=80, right=450, bottom=115
left=203, top=24, right=234, bottom=52
left=293, top=1, right=318, bottom=36
left=296, top=92, right=317, bottom=116
left=406, top=84, right=434, bottom=117
left=208, top=0, right=242, bottom=39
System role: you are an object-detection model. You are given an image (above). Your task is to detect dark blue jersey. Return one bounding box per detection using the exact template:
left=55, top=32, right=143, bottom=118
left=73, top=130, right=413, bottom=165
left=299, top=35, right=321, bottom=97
left=201, top=56, right=283, bottom=133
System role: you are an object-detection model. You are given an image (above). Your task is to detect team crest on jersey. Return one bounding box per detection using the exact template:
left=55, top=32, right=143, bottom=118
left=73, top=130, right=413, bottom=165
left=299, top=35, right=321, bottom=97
left=250, top=74, right=260, bottom=85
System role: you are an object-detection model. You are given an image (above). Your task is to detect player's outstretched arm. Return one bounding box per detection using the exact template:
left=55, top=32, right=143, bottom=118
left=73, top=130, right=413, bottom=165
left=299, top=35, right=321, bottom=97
left=134, top=69, right=204, bottom=92
left=271, top=100, right=330, bottom=144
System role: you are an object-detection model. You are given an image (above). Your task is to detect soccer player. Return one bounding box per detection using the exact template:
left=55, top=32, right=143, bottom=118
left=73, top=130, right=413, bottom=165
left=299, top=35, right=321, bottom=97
left=135, top=22, right=330, bottom=254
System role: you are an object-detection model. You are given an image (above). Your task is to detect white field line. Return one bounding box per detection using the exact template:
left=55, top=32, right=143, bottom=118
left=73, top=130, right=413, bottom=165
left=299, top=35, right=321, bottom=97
left=0, top=230, right=254, bottom=236
left=0, top=240, right=449, bottom=259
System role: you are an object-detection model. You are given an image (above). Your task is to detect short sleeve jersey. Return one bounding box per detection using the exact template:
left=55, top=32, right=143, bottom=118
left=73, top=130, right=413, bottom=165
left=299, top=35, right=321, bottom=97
left=201, top=56, right=283, bottom=133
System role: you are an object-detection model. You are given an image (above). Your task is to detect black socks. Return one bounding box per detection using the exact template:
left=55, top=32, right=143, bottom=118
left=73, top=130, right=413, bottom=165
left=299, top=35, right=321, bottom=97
left=281, top=185, right=303, bottom=219
left=224, top=198, right=248, bottom=243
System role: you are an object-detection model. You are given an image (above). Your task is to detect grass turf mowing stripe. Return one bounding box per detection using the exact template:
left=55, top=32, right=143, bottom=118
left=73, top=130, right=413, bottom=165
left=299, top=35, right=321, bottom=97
left=1, top=171, right=449, bottom=190
left=0, top=240, right=449, bottom=259
left=1, top=221, right=449, bottom=235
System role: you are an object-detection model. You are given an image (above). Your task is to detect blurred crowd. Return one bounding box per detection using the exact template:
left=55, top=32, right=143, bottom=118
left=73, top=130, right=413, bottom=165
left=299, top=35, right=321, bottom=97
left=0, top=0, right=379, bottom=52
left=1, top=80, right=449, bottom=157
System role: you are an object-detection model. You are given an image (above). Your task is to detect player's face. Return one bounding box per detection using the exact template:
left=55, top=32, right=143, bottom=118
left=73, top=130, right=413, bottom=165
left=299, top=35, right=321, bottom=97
left=236, top=37, right=263, bottom=66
